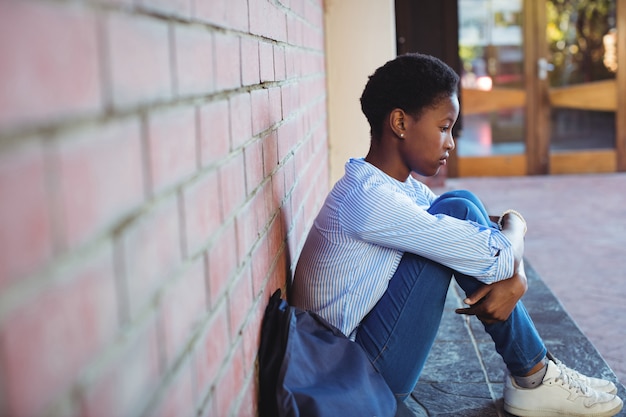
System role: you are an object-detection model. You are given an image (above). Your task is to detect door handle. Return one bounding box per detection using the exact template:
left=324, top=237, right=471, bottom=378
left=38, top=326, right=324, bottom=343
left=538, top=58, right=555, bottom=80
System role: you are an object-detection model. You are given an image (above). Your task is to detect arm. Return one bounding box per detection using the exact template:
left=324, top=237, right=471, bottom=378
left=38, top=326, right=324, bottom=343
left=455, top=211, right=528, bottom=324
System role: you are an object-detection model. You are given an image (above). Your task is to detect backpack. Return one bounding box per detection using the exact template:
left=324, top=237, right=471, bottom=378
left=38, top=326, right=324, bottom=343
left=258, top=289, right=397, bottom=417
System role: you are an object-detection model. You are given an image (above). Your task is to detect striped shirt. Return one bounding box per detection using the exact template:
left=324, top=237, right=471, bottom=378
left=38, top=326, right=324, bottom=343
left=291, top=158, right=515, bottom=339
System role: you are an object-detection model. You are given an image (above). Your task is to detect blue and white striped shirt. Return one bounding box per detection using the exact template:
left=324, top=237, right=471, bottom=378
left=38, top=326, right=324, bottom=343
left=291, top=158, right=514, bottom=339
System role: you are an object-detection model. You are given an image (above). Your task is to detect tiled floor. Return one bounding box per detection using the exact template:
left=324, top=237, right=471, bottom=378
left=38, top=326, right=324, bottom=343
left=433, top=172, right=626, bottom=384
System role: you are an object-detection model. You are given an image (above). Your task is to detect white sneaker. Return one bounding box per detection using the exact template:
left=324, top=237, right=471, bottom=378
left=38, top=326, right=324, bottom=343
left=503, top=360, right=623, bottom=417
left=551, top=356, right=618, bottom=394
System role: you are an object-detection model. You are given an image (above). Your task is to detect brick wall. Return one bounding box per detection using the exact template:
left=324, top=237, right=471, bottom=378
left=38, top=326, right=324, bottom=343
left=0, top=0, right=329, bottom=416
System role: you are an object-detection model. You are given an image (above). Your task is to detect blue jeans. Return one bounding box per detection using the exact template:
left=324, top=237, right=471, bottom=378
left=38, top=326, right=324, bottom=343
left=355, top=190, right=547, bottom=400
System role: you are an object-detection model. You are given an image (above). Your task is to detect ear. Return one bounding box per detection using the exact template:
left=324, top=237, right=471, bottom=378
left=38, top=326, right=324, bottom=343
left=389, top=109, right=406, bottom=139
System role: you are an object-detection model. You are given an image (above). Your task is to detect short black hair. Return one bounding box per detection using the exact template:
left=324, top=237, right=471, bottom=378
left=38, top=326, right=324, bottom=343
left=360, top=53, right=459, bottom=139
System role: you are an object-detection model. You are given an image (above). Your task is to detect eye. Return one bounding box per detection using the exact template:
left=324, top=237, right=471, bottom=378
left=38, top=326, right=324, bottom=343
left=440, top=126, right=450, bottom=133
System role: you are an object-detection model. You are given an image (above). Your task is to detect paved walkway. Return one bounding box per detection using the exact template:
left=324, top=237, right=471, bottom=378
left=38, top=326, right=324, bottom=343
left=396, top=265, right=625, bottom=416
left=435, top=173, right=626, bottom=383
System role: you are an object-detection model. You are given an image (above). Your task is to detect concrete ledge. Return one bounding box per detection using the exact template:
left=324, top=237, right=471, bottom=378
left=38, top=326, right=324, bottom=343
left=396, top=261, right=625, bottom=417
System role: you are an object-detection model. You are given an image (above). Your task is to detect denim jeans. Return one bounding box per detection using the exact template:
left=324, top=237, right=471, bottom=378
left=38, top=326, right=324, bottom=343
left=354, top=190, right=547, bottom=400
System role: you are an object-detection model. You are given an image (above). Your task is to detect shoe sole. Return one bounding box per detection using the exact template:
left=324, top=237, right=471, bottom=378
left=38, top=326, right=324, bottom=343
left=504, top=400, right=623, bottom=417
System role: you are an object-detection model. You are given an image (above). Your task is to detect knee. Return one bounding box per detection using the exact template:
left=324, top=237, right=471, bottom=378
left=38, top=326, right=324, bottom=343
left=428, top=196, right=483, bottom=222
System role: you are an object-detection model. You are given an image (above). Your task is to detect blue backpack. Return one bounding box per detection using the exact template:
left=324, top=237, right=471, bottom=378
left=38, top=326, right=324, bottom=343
left=258, top=289, right=397, bottom=417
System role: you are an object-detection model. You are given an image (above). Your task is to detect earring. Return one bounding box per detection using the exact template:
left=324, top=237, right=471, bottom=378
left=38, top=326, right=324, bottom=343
left=400, top=133, right=405, bottom=138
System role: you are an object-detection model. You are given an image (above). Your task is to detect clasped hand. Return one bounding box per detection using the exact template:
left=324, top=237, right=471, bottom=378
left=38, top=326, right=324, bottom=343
left=455, top=272, right=528, bottom=324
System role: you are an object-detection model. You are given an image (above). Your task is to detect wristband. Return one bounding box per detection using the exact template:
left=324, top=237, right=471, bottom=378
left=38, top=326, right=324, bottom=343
left=498, top=209, right=527, bottom=235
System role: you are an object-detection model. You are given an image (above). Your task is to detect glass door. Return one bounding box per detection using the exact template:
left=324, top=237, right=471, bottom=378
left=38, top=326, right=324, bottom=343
left=541, top=0, right=619, bottom=174
left=456, top=0, right=625, bottom=176
left=457, top=0, right=527, bottom=176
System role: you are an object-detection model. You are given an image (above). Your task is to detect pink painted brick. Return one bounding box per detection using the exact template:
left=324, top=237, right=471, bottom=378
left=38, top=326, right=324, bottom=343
left=259, top=42, right=275, bottom=83
left=273, top=45, right=287, bottom=81
left=137, top=0, right=192, bottom=19
left=106, top=14, right=172, bottom=108
left=250, top=89, right=270, bottom=137
left=0, top=145, right=53, bottom=289
left=182, top=170, right=221, bottom=256
left=150, top=361, right=195, bottom=417
left=262, top=131, right=279, bottom=177
left=0, top=1, right=101, bottom=130
left=235, top=201, right=258, bottom=263
left=227, top=269, right=253, bottom=339
left=208, top=222, right=238, bottom=306
left=241, top=37, right=260, bottom=87
left=146, top=106, right=197, bottom=194
left=160, top=258, right=206, bottom=364
left=120, top=198, right=181, bottom=317
left=194, top=301, right=229, bottom=394
left=214, top=342, right=245, bottom=417
left=214, top=33, right=241, bottom=91
left=224, top=0, right=249, bottom=32
left=174, top=25, right=214, bottom=98
left=198, top=100, right=230, bottom=167
left=82, top=317, right=161, bottom=417
left=0, top=245, right=117, bottom=417
left=218, top=152, right=246, bottom=217
left=242, top=301, right=262, bottom=371
left=229, top=92, right=252, bottom=150
left=57, top=119, right=144, bottom=248
left=251, top=238, right=270, bottom=296
left=244, top=138, right=264, bottom=195
left=268, top=87, right=283, bottom=126
left=193, top=0, right=225, bottom=25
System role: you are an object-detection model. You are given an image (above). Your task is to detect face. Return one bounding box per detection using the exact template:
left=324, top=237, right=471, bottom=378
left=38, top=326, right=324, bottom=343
left=399, top=94, right=459, bottom=177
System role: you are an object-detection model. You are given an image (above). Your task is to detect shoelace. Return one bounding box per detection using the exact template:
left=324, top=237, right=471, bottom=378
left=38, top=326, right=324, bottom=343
left=552, top=367, right=593, bottom=397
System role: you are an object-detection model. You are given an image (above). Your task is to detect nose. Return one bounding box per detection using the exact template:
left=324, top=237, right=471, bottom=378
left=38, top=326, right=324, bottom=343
left=446, top=134, right=455, bottom=151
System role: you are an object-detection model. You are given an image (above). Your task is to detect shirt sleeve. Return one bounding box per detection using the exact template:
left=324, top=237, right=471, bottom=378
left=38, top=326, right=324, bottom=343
left=338, top=179, right=515, bottom=283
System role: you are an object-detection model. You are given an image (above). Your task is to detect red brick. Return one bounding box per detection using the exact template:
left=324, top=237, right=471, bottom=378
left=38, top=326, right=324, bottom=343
left=273, top=45, right=287, bottom=81
left=262, top=131, right=279, bottom=177
left=242, top=301, right=262, bottom=372
left=268, top=87, right=283, bottom=126
left=0, top=245, right=118, bottom=417
left=244, top=138, right=264, bottom=195
left=241, top=37, right=260, bottom=86
left=174, top=25, right=214, bottom=97
left=229, top=93, right=252, bottom=150
left=251, top=239, right=270, bottom=296
left=146, top=106, right=197, bottom=193
left=57, top=119, right=144, bottom=248
left=235, top=202, right=257, bottom=263
left=160, top=258, right=206, bottom=364
left=251, top=89, right=270, bottom=137
left=214, top=342, right=245, bottom=417
left=259, top=41, right=275, bottom=83
left=182, top=170, right=221, bottom=256
left=208, top=223, right=237, bottom=306
left=193, top=0, right=225, bottom=25
left=106, top=14, right=172, bottom=108
left=150, top=361, right=195, bottom=417
left=224, top=0, right=249, bottom=31
left=0, top=145, right=53, bottom=289
left=0, top=1, right=101, bottom=130
left=82, top=317, right=161, bottom=417
left=250, top=0, right=287, bottom=41
left=198, top=100, right=230, bottom=167
left=214, top=33, right=241, bottom=91
left=236, top=377, right=257, bottom=417
left=120, top=198, right=181, bottom=317
left=227, top=269, right=253, bottom=339
left=137, top=0, right=192, bottom=19
left=219, top=152, right=246, bottom=218
left=194, top=302, right=229, bottom=394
